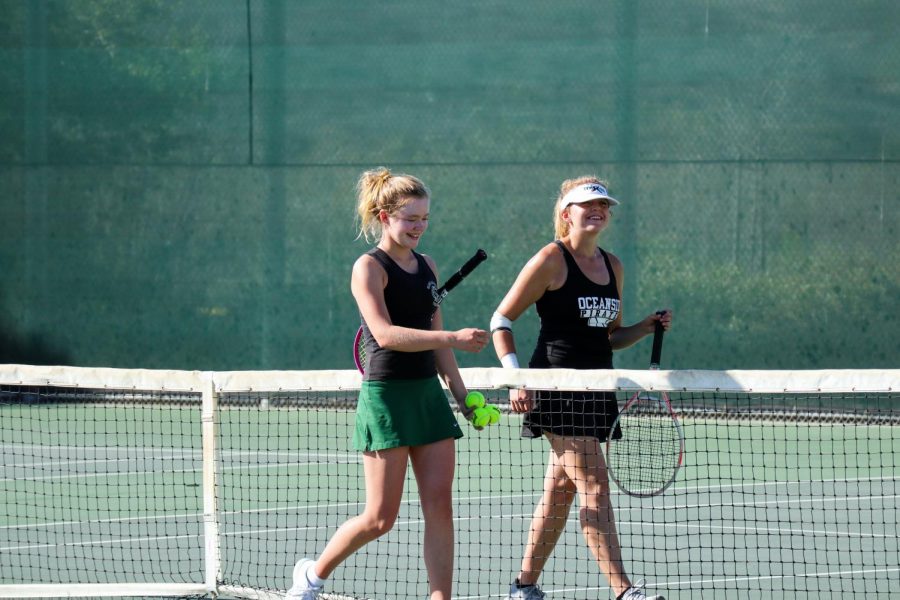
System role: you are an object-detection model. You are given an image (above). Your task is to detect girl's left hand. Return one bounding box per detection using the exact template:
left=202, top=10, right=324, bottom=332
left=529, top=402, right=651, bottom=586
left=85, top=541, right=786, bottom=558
left=653, top=309, right=673, bottom=331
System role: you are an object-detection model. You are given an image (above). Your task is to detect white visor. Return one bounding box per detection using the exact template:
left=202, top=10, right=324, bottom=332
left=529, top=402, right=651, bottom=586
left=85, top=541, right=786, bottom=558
left=561, top=183, right=619, bottom=207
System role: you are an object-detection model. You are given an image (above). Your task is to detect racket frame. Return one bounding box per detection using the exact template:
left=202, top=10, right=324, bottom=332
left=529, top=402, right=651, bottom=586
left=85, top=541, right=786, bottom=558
left=606, top=318, right=685, bottom=497
left=353, top=327, right=365, bottom=374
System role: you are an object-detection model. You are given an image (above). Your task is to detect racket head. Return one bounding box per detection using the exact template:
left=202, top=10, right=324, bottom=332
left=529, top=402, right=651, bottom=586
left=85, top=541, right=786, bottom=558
left=353, top=327, right=365, bottom=374
left=606, top=390, right=684, bottom=497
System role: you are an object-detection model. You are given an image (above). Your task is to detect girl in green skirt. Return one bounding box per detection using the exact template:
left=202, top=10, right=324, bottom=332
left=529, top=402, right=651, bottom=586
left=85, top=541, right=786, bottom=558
left=287, top=168, right=489, bottom=600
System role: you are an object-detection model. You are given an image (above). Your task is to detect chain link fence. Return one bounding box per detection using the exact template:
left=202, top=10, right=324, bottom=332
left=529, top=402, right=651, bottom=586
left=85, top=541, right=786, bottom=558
left=1, top=0, right=897, bottom=369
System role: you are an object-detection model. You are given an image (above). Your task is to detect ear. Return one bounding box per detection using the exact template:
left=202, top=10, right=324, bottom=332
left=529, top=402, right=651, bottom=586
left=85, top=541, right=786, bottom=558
left=378, top=209, right=390, bottom=223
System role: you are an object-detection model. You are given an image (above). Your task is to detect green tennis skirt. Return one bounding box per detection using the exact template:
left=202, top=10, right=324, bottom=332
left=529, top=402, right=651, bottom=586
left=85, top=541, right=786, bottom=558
left=352, top=377, right=464, bottom=452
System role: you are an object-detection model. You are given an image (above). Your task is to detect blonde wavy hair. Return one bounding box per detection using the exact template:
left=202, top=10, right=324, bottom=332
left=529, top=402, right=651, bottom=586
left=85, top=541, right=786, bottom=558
left=553, top=175, right=611, bottom=239
left=355, top=167, right=430, bottom=242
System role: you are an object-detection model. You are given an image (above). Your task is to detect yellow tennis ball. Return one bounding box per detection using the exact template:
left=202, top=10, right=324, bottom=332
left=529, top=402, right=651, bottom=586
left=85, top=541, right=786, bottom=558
left=485, top=404, right=501, bottom=425
left=472, top=407, right=490, bottom=428
left=465, top=391, right=486, bottom=409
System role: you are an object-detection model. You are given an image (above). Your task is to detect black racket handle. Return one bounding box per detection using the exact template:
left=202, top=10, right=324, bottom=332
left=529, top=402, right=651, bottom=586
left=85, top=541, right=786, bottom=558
left=439, top=249, right=487, bottom=293
left=650, top=312, right=665, bottom=369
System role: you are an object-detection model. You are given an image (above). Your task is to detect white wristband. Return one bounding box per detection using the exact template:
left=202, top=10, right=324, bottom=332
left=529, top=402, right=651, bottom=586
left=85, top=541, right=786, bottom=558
left=500, top=353, right=520, bottom=369
left=490, top=311, right=513, bottom=333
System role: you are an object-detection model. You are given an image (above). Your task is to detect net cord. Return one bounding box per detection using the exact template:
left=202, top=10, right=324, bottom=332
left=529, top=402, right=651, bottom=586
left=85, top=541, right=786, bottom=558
left=2, top=364, right=896, bottom=395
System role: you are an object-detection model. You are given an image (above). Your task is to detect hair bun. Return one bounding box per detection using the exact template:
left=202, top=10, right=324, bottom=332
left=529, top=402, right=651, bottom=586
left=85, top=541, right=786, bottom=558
left=373, top=168, right=391, bottom=187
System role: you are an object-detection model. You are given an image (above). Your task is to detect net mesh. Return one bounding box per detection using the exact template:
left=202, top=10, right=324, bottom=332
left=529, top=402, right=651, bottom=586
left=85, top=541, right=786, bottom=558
left=1, top=366, right=898, bottom=599
left=0, top=386, right=205, bottom=587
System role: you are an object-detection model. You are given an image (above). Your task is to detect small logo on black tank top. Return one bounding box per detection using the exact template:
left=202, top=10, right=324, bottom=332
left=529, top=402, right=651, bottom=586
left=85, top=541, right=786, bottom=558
left=427, top=281, right=442, bottom=306
left=577, top=296, right=620, bottom=327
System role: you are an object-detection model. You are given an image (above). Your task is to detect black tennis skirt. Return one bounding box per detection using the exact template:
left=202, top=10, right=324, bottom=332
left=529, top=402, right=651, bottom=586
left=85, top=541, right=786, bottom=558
left=521, top=390, right=622, bottom=442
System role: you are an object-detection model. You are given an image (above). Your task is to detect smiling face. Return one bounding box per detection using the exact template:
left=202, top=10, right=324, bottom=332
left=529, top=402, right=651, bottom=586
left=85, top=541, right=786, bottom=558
left=380, top=196, right=430, bottom=250
left=563, top=198, right=611, bottom=235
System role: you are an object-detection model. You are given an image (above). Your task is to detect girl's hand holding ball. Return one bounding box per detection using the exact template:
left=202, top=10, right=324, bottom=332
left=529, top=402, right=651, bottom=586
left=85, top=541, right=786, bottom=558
left=465, top=391, right=501, bottom=429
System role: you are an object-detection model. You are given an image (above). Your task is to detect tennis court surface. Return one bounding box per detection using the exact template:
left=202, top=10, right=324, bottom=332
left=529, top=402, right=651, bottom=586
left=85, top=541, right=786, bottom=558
left=1, top=365, right=898, bottom=599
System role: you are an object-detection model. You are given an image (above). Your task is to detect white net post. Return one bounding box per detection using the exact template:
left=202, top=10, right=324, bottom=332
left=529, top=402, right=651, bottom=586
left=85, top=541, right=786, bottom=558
left=201, top=372, right=221, bottom=595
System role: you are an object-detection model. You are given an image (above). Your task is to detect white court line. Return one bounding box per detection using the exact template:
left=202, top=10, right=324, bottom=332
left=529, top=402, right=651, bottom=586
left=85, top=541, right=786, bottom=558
left=5, top=520, right=897, bottom=600
left=454, top=566, right=900, bottom=599
left=1, top=512, right=486, bottom=552
left=0, top=531, right=203, bottom=552
left=1, top=442, right=352, bottom=459
left=2, top=475, right=897, bottom=529
left=3, top=485, right=896, bottom=531
left=617, top=519, right=899, bottom=539
left=0, top=457, right=359, bottom=483
left=614, top=492, right=900, bottom=514
left=0, top=443, right=199, bottom=454
left=4, top=497, right=898, bottom=553
left=0, top=444, right=356, bottom=469
left=3, top=442, right=893, bottom=489
left=647, top=566, right=900, bottom=590
left=3, top=457, right=193, bottom=472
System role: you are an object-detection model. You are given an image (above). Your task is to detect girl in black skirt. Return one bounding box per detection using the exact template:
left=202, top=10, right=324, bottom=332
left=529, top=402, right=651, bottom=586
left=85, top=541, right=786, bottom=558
left=490, top=176, right=672, bottom=600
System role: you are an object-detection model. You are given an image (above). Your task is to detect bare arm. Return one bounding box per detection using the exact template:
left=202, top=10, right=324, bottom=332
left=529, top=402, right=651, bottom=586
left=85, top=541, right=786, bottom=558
left=491, top=244, right=563, bottom=412
left=432, top=307, right=476, bottom=420
left=423, top=255, right=486, bottom=425
left=491, top=244, right=563, bottom=361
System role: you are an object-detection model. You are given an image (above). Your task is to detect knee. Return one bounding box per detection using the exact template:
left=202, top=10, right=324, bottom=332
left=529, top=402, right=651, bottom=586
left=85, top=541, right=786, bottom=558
left=546, top=474, right=577, bottom=503
left=579, top=505, right=608, bottom=529
left=420, top=494, right=454, bottom=522
left=541, top=477, right=577, bottom=510
left=579, top=479, right=612, bottom=508
left=361, top=511, right=398, bottom=538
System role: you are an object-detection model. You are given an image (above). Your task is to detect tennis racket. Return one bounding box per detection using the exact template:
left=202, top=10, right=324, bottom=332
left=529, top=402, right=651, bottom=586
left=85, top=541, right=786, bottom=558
left=606, top=315, right=684, bottom=497
left=353, top=249, right=488, bottom=374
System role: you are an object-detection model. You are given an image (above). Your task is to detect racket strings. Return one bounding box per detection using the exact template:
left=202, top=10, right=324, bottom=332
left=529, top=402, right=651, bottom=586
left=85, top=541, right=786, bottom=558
left=608, top=400, right=682, bottom=494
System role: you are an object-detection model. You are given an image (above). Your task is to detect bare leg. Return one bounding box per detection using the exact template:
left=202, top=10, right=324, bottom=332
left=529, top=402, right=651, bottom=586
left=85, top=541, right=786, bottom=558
left=547, top=434, right=632, bottom=597
left=410, top=438, right=456, bottom=600
left=313, top=446, right=410, bottom=578
left=515, top=447, right=577, bottom=586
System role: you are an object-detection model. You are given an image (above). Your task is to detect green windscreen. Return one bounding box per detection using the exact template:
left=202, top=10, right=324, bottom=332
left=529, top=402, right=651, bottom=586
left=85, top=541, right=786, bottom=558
left=2, top=0, right=898, bottom=370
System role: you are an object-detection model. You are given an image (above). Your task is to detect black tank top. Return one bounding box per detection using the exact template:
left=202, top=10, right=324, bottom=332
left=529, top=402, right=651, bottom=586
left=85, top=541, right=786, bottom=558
left=529, top=241, right=620, bottom=369
left=361, top=248, right=438, bottom=381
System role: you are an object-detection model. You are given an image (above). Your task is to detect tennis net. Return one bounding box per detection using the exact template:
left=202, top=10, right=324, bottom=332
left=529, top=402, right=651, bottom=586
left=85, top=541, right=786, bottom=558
left=0, top=365, right=897, bottom=599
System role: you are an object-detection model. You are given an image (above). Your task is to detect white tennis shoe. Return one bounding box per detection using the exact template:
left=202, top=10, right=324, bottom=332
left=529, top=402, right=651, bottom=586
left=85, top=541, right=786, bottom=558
left=505, top=581, right=546, bottom=600
left=286, top=558, right=323, bottom=600
left=620, top=579, right=665, bottom=600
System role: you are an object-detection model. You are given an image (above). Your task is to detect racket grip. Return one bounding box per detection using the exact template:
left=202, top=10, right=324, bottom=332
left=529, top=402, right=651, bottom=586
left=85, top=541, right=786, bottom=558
left=458, top=249, right=488, bottom=277
left=442, top=249, right=488, bottom=292
left=650, top=316, right=665, bottom=369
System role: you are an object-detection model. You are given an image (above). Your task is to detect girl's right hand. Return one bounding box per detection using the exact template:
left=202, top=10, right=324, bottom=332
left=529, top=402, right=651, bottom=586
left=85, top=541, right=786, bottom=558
left=452, top=328, right=489, bottom=353
left=509, top=387, right=534, bottom=413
